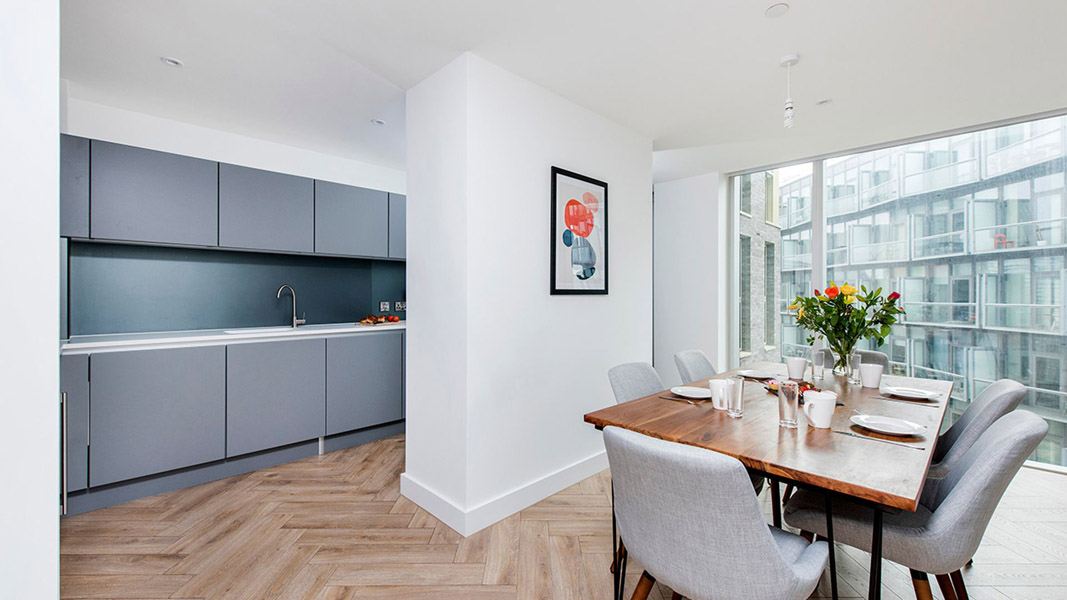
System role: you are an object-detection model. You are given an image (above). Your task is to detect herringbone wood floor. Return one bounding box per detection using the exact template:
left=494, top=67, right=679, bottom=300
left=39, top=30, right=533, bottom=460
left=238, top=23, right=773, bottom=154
left=60, top=434, right=1067, bottom=599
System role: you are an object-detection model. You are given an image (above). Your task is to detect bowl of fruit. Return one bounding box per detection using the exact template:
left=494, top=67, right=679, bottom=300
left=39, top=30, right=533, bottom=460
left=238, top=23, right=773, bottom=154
left=358, top=314, right=402, bottom=325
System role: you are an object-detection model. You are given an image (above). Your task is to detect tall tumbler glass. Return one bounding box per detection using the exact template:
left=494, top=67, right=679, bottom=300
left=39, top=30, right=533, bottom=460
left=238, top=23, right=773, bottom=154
left=778, top=380, right=799, bottom=428
left=811, top=347, right=826, bottom=380
left=726, top=375, right=745, bottom=419
left=849, top=352, right=863, bottom=385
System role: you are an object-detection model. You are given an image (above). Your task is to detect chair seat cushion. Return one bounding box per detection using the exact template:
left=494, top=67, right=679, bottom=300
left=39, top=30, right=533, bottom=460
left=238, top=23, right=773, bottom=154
left=769, top=525, right=810, bottom=565
left=783, top=488, right=957, bottom=574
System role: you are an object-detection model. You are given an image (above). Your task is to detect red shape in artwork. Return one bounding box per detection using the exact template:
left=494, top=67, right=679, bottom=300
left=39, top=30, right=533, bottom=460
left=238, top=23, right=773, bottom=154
left=582, top=192, right=599, bottom=213
left=564, top=199, right=595, bottom=237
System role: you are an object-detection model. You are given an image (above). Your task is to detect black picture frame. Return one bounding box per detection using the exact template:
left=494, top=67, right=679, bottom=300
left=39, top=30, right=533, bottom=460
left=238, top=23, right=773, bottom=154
left=550, top=166, right=608, bottom=295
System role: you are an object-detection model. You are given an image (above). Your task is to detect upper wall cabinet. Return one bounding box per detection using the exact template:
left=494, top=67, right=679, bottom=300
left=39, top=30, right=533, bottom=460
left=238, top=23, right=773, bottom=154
left=315, top=181, right=389, bottom=258
left=60, top=135, right=90, bottom=238
left=90, top=141, right=219, bottom=246
left=219, top=164, right=314, bottom=253
left=389, top=193, right=406, bottom=259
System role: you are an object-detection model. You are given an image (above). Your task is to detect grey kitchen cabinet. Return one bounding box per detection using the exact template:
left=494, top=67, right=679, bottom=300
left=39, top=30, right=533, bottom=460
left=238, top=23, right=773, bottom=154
left=220, top=164, right=314, bottom=253
left=60, top=135, right=90, bottom=238
left=90, top=141, right=219, bottom=246
left=89, top=346, right=226, bottom=486
left=388, top=193, right=406, bottom=259
left=315, top=181, right=389, bottom=257
left=326, top=332, right=404, bottom=435
left=226, top=339, right=325, bottom=456
left=60, top=354, right=90, bottom=493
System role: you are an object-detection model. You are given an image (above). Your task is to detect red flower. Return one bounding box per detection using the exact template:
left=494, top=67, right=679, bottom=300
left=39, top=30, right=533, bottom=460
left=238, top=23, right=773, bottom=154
left=813, top=289, right=821, bottom=296
left=824, top=286, right=840, bottom=299
left=887, top=291, right=901, bottom=302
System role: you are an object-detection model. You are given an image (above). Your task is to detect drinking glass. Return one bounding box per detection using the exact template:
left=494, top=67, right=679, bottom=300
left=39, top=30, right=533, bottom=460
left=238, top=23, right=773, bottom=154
left=849, top=352, right=863, bottom=384
left=726, top=375, right=745, bottom=418
left=777, top=380, right=799, bottom=428
left=811, top=347, right=826, bottom=380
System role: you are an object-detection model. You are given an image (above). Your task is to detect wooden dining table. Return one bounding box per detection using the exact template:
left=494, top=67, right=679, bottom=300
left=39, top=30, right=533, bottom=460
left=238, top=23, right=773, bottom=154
left=584, top=362, right=952, bottom=600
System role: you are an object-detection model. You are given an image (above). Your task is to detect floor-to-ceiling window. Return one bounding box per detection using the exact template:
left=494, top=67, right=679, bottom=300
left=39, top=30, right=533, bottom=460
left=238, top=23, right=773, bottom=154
left=732, top=114, right=1067, bottom=466
left=735, top=163, right=813, bottom=363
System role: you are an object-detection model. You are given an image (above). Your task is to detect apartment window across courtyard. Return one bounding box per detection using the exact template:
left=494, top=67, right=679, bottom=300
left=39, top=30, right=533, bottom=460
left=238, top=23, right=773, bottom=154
left=732, top=114, right=1067, bottom=466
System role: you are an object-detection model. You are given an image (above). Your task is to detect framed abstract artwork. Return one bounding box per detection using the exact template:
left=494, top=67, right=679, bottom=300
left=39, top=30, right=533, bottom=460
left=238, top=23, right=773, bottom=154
left=550, top=166, right=608, bottom=295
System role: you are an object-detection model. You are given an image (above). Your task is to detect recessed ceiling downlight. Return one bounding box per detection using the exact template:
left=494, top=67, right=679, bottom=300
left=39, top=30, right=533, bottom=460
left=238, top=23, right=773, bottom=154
left=370, top=118, right=387, bottom=126
left=160, top=56, right=184, bottom=68
left=765, top=2, right=790, bottom=18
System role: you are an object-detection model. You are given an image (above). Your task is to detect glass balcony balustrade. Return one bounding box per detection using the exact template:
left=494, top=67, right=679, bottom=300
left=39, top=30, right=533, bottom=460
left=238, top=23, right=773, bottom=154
left=973, top=217, right=1067, bottom=253
left=983, top=302, right=1065, bottom=334
left=902, top=300, right=977, bottom=326
left=902, top=157, right=980, bottom=196
left=986, top=127, right=1066, bottom=178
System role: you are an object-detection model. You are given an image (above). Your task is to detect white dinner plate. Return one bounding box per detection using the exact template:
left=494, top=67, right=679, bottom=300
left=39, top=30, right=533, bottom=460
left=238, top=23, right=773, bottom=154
left=881, top=386, right=940, bottom=401
left=671, top=386, right=712, bottom=399
left=850, top=414, right=925, bottom=437
left=736, top=369, right=776, bottom=380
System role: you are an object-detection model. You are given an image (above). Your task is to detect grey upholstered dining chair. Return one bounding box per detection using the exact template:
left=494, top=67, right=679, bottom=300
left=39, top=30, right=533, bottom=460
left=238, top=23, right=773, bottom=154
left=608, top=362, right=665, bottom=404
left=674, top=349, right=717, bottom=383
left=784, top=410, right=1048, bottom=600
left=605, top=426, right=828, bottom=600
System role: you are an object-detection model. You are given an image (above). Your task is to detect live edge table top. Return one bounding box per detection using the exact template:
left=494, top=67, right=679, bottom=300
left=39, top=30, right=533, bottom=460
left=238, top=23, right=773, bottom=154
left=584, top=362, right=953, bottom=511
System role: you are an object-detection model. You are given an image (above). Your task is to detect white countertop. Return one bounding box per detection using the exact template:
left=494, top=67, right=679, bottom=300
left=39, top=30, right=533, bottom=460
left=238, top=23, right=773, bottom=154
left=61, top=321, right=406, bottom=354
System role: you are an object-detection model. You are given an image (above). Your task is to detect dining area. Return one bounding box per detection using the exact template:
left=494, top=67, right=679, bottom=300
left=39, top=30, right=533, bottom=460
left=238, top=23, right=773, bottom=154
left=585, top=284, right=1048, bottom=600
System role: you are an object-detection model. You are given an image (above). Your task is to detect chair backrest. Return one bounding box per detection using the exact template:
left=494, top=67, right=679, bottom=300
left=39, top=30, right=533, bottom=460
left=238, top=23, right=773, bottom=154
left=604, top=426, right=809, bottom=599
left=607, top=362, right=664, bottom=404
left=924, top=411, right=1047, bottom=572
left=935, top=379, right=1026, bottom=463
left=674, top=349, right=717, bottom=383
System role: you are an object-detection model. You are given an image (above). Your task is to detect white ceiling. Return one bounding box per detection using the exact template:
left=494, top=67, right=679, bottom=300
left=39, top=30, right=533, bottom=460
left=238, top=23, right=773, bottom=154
left=63, top=0, right=1067, bottom=180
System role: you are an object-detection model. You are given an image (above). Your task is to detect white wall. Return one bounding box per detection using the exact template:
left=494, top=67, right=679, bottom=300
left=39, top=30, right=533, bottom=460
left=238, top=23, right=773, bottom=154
left=653, top=173, right=728, bottom=385
left=62, top=96, right=407, bottom=194
left=0, top=2, right=60, bottom=597
left=403, top=53, right=653, bottom=535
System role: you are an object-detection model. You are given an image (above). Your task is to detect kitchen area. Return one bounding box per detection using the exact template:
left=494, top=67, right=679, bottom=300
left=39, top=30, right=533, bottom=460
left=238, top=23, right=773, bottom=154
left=58, top=135, right=407, bottom=516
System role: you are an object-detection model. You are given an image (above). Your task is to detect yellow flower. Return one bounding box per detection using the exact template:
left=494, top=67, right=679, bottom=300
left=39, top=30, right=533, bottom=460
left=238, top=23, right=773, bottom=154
left=840, top=284, right=857, bottom=296
left=797, top=308, right=805, bottom=319
left=843, top=295, right=856, bottom=305
left=787, top=303, right=799, bottom=311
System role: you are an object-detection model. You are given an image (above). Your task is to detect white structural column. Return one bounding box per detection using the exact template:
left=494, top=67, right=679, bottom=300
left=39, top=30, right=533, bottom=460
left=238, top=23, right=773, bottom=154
left=0, top=2, right=61, bottom=596
left=653, top=173, right=728, bottom=385
left=402, top=53, right=653, bottom=535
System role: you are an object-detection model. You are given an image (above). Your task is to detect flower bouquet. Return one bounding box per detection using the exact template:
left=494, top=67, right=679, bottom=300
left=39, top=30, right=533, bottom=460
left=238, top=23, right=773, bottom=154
left=787, top=283, right=904, bottom=375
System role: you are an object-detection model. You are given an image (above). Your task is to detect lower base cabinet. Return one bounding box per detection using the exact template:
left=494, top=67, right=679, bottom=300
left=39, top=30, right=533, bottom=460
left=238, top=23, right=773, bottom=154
left=89, top=347, right=226, bottom=487
left=226, top=338, right=326, bottom=457
left=326, top=331, right=404, bottom=435
left=60, top=354, right=90, bottom=493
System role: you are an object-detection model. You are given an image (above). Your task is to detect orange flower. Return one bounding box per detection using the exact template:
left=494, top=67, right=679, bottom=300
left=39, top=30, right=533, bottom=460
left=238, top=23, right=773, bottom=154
left=824, top=286, right=840, bottom=299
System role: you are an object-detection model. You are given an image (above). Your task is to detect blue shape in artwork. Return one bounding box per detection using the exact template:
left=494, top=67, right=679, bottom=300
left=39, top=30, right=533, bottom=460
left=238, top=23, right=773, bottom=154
left=571, top=236, right=597, bottom=280
left=562, top=229, right=573, bottom=247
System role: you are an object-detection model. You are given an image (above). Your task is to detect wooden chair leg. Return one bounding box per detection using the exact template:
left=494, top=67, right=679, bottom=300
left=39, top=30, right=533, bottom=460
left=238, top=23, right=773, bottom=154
left=910, top=569, right=934, bottom=600
left=935, top=574, right=958, bottom=600
left=950, top=570, right=969, bottom=600
left=631, top=571, right=656, bottom=600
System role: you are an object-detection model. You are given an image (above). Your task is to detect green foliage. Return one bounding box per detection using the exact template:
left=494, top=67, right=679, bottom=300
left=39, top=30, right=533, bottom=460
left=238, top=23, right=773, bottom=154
left=788, top=283, right=905, bottom=370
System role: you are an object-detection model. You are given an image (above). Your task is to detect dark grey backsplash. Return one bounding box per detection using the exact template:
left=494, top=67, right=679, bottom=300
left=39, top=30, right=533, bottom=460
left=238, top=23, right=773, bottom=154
left=69, top=242, right=405, bottom=335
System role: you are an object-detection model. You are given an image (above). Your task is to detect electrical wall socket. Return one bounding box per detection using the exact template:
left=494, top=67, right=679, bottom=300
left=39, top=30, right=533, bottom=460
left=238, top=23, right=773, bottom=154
left=395, top=301, right=406, bottom=311
left=379, top=301, right=391, bottom=312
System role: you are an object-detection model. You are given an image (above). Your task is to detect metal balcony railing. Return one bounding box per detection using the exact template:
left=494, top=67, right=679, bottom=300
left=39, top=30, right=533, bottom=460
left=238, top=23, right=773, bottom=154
left=972, top=217, right=1067, bottom=254
left=902, top=158, right=979, bottom=196
left=985, top=128, right=1065, bottom=177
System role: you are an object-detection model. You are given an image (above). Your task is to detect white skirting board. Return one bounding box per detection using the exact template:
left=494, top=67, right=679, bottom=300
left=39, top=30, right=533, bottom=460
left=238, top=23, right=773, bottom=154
left=400, top=450, right=609, bottom=537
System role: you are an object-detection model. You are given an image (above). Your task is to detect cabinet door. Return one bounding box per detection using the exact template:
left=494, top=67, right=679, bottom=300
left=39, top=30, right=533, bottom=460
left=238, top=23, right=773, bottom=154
left=60, top=135, right=90, bottom=238
left=388, top=193, right=406, bottom=259
left=60, top=355, right=89, bottom=492
left=315, top=181, right=389, bottom=257
left=326, top=332, right=403, bottom=435
left=89, top=347, right=226, bottom=486
left=220, top=164, right=314, bottom=253
left=90, top=141, right=218, bottom=246
left=227, top=339, right=325, bottom=456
